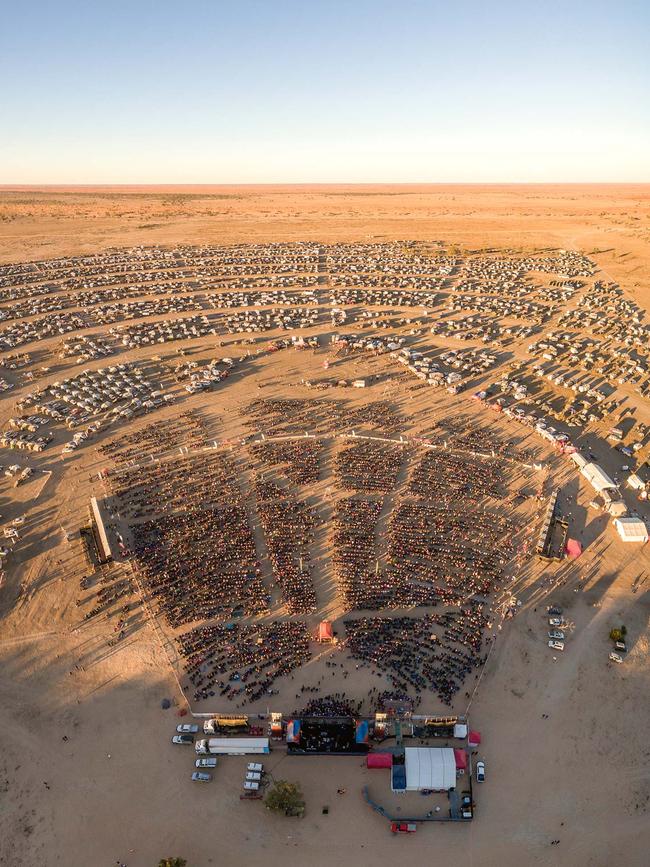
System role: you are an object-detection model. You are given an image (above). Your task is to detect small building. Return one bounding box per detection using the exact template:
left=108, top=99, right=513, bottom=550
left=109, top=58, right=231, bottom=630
left=614, top=517, right=648, bottom=543
left=601, top=489, right=628, bottom=517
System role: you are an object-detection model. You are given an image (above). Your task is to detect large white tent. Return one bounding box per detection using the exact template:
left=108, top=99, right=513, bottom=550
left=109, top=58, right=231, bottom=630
left=614, top=517, right=648, bottom=543
left=404, top=747, right=457, bottom=791
left=580, top=462, right=616, bottom=493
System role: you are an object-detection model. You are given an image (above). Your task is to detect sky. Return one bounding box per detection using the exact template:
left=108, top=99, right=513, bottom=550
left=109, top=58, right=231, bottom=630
left=1, top=0, right=649, bottom=183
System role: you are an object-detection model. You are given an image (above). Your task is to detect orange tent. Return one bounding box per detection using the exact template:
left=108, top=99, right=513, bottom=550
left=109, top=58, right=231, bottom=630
left=318, top=621, right=333, bottom=641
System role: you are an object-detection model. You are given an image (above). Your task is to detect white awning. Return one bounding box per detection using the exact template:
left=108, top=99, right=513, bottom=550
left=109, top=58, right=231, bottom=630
left=404, top=747, right=457, bottom=791
left=580, top=462, right=616, bottom=493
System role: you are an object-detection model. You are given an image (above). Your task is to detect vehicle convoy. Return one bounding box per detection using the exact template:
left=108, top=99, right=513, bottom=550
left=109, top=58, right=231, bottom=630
left=195, top=737, right=270, bottom=755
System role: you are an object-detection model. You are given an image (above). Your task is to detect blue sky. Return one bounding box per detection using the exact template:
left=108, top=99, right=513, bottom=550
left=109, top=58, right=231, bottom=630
left=1, top=0, right=649, bottom=182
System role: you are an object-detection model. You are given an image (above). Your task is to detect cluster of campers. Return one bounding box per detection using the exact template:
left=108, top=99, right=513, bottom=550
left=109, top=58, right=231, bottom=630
left=1, top=420, right=51, bottom=452
left=224, top=307, right=319, bottom=333
left=208, top=288, right=318, bottom=308
left=12, top=363, right=168, bottom=457
left=395, top=346, right=499, bottom=393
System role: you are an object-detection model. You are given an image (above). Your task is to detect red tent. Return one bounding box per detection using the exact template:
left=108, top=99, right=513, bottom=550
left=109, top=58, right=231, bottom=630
left=367, top=753, right=392, bottom=769
left=453, top=749, right=467, bottom=771
left=468, top=730, right=482, bottom=747
left=565, top=539, right=582, bottom=558
left=318, top=621, right=333, bottom=641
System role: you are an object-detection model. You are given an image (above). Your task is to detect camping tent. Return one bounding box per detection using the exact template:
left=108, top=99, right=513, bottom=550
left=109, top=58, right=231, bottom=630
left=404, top=748, right=457, bottom=791
left=318, top=621, right=333, bottom=641
left=614, top=517, right=648, bottom=543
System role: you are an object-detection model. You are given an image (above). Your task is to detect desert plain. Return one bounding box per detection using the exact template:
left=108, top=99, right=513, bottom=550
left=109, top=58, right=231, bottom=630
left=0, top=184, right=649, bottom=867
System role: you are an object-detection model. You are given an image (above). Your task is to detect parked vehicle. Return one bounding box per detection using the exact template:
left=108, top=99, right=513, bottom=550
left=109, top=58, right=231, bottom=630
left=390, top=823, right=417, bottom=834
left=191, top=771, right=212, bottom=783
left=549, top=617, right=565, bottom=627
left=475, top=761, right=486, bottom=783
left=172, top=734, right=194, bottom=745
left=548, top=630, right=565, bottom=640
left=196, top=757, right=218, bottom=769
left=176, top=723, right=199, bottom=734
left=548, top=640, right=565, bottom=651
left=609, top=652, right=623, bottom=664
left=614, top=641, right=627, bottom=652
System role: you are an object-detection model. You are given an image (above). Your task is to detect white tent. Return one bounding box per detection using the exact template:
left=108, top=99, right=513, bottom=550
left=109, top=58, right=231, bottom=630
left=614, top=517, right=648, bottom=543
left=580, top=462, right=616, bottom=493
left=404, top=747, right=457, bottom=791
left=570, top=452, right=588, bottom=470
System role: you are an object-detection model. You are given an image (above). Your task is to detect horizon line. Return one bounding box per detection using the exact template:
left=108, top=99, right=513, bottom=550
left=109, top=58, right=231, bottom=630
left=2, top=181, right=650, bottom=190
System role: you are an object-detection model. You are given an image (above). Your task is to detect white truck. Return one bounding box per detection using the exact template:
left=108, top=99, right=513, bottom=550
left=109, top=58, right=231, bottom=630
left=195, top=737, right=270, bottom=756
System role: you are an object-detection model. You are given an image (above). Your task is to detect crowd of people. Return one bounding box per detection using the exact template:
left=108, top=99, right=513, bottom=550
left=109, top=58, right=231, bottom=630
left=245, top=398, right=402, bottom=436
left=100, top=410, right=207, bottom=463
left=332, top=497, right=383, bottom=608
left=253, top=477, right=317, bottom=614
left=386, top=500, right=513, bottom=604
left=344, top=610, right=489, bottom=706
left=408, top=448, right=504, bottom=501
left=335, top=441, right=405, bottom=492
left=109, top=452, right=242, bottom=521
left=252, top=439, right=322, bottom=485
left=179, top=621, right=311, bottom=704
left=132, top=505, right=267, bottom=627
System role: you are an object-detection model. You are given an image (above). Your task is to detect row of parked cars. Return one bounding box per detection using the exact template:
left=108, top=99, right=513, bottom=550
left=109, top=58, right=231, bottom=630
left=546, top=606, right=567, bottom=651
left=171, top=724, right=215, bottom=782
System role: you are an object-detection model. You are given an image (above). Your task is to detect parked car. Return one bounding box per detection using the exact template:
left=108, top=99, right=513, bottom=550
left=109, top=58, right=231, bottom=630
left=548, top=629, right=565, bottom=640
left=196, top=757, right=218, bottom=769
left=549, top=617, right=565, bottom=627
left=609, top=652, right=623, bottom=664
left=548, top=640, right=565, bottom=651
left=475, top=761, right=486, bottom=783
left=614, top=641, right=627, bottom=653
left=172, top=734, right=194, bottom=745
left=547, top=605, right=562, bottom=616
left=191, top=771, right=212, bottom=782
left=176, top=723, right=199, bottom=734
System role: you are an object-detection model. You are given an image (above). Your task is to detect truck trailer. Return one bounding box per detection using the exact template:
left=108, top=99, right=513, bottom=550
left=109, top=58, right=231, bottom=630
left=195, top=737, right=270, bottom=755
